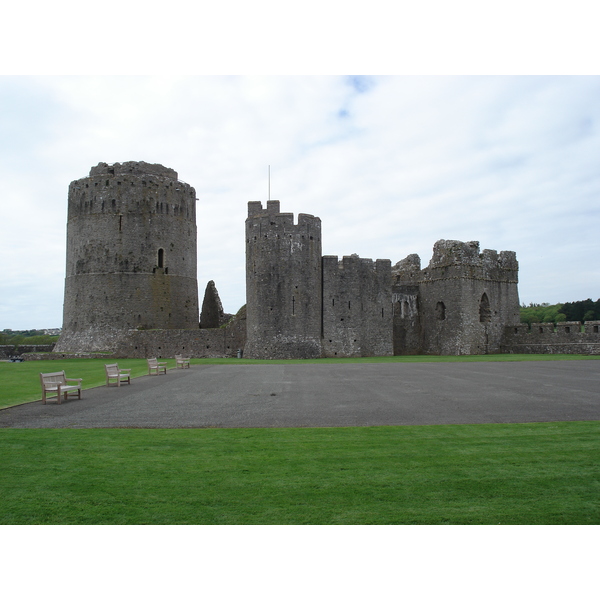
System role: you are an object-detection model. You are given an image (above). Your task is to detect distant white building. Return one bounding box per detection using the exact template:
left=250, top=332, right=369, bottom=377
left=44, top=328, right=62, bottom=336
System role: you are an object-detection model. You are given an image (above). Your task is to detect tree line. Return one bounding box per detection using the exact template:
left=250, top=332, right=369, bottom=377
left=0, top=330, right=59, bottom=346
left=520, top=299, right=600, bottom=326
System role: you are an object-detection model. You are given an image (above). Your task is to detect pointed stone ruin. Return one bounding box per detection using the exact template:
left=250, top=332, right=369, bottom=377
left=200, top=280, right=225, bottom=328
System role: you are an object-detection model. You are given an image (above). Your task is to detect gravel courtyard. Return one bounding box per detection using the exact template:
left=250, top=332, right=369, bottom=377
left=1, top=360, right=599, bottom=429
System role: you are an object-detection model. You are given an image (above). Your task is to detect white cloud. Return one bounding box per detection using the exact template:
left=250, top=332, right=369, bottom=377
left=2, top=75, right=600, bottom=329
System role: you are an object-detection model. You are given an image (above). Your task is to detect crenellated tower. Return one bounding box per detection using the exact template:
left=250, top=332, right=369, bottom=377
left=55, top=161, right=199, bottom=352
left=244, top=200, right=322, bottom=359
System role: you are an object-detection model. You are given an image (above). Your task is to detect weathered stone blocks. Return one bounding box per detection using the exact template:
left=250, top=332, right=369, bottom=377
left=55, top=162, right=199, bottom=353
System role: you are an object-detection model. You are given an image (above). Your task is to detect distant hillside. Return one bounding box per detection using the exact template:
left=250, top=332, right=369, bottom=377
left=520, top=298, right=600, bottom=325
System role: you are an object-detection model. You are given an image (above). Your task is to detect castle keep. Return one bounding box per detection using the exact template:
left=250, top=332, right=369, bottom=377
left=50, top=161, right=599, bottom=360
left=55, top=162, right=199, bottom=353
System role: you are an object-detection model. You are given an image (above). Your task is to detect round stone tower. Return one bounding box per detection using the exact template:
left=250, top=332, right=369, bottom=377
left=55, top=161, right=199, bottom=352
left=244, top=200, right=323, bottom=359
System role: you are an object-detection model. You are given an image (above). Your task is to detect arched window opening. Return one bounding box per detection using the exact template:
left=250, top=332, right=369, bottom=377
left=436, top=301, right=446, bottom=320
left=402, top=300, right=409, bottom=318
left=479, top=293, right=491, bottom=323
left=157, top=248, right=164, bottom=269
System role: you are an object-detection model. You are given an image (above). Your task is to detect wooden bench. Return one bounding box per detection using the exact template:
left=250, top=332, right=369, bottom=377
left=105, top=363, right=132, bottom=386
left=175, top=354, right=190, bottom=369
left=147, top=358, right=167, bottom=375
left=40, top=371, right=82, bottom=404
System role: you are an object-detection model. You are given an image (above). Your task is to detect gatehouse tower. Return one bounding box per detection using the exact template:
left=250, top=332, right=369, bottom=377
left=244, top=200, right=323, bottom=359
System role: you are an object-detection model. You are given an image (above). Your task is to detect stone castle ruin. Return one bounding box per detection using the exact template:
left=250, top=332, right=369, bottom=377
left=244, top=200, right=520, bottom=358
left=51, top=161, right=600, bottom=359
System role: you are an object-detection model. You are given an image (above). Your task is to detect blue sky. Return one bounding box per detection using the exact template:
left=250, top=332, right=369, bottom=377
left=1, top=74, right=599, bottom=329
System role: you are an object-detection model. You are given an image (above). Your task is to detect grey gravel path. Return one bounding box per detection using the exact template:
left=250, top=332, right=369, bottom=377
left=1, top=361, right=599, bottom=429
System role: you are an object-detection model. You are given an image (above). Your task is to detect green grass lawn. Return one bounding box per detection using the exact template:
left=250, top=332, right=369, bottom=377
left=1, top=353, right=598, bottom=409
left=0, top=358, right=177, bottom=409
left=1, top=421, right=598, bottom=524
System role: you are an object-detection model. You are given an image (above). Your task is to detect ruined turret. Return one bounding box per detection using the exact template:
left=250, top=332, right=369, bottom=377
left=390, top=241, right=520, bottom=355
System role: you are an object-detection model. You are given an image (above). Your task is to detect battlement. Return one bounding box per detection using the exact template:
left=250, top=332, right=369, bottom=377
left=502, top=321, right=600, bottom=355
left=90, top=161, right=178, bottom=180
left=68, top=162, right=197, bottom=220
left=246, top=201, right=320, bottom=228
left=419, top=240, right=518, bottom=284
left=323, top=254, right=391, bottom=274
left=248, top=200, right=280, bottom=217
left=245, top=202, right=321, bottom=245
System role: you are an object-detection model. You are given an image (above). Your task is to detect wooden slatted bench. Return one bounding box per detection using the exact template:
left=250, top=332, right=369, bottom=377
left=105, top=363, right=132, bottom=386
left=175, top=355, right=190, bottom=369
left=40, top=371, right=82, bottom=404
left=147, top=358, right=167, bottom=375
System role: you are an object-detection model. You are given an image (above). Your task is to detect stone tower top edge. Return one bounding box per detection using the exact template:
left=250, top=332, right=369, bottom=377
left=247, top=201, right=320, bottom=226
left=428, top=239, right=518, bottom=270
left=248, top=200, right=280, bottom=217
left=89, top=161, right=178, bottom=180
left=322, top=254, right=391, bottom=272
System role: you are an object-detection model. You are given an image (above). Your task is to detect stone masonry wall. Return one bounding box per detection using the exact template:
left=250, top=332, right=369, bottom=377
left=392, top=241, right=520, bottom=355
left=55, top=161, right=199, bottom=353
left=244, top=201, right=323, bottom=359
left=0, top=345, right=55, bottom=359
left=501, top=321, right=600, bottom=354
left=322, top=255, right=393, bottom=357
left=113, top=310, right=247, bottom=359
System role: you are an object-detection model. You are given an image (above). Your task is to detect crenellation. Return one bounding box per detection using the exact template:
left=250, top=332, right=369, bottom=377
left=584, top=321, right=600, bottom=333
left=556, top=321, right=582, bottom=333
left=502, top=320, right=600, bottom=355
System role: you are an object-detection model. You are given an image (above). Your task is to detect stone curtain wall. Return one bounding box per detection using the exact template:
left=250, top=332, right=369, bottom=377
left=113, top=315, right=247, bottom=359
left=501, top=321, right=600, bottom=355
left=0, top=345, right=55, bottom=359
left=322, top=255, right=393, bottom=357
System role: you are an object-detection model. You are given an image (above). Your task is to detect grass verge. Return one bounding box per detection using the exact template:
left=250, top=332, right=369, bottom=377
left=0, top=358, right=176, bottom=409
left=1, top=421, right=598, bottom=524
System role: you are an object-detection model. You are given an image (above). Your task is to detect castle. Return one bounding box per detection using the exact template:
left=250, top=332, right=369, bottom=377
left=244, top=199, right=520, bottom=358
left=52, top=161, right=600, bottom=359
